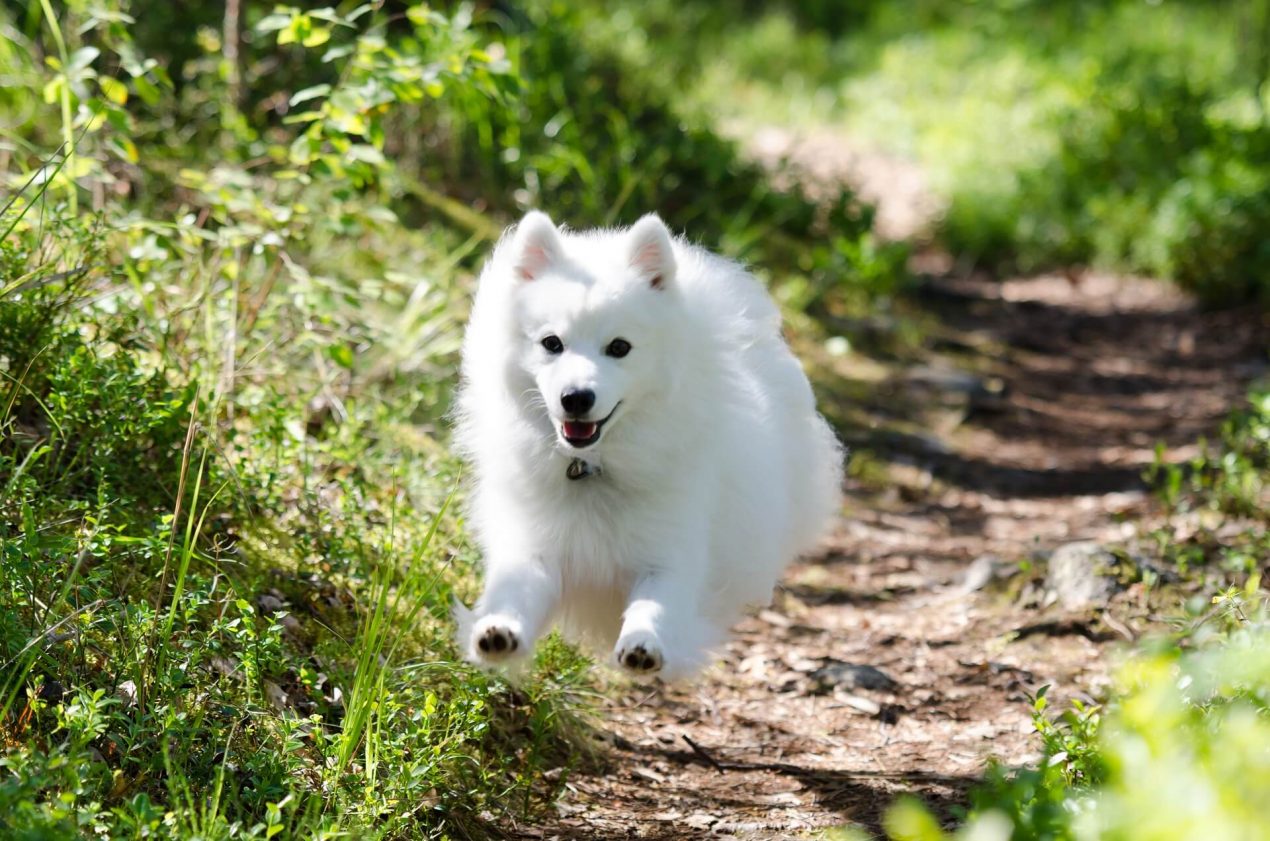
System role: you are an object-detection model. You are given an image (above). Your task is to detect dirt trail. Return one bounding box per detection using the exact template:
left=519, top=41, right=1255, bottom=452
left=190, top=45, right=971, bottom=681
left=524, top=135, right=1265, bottom=840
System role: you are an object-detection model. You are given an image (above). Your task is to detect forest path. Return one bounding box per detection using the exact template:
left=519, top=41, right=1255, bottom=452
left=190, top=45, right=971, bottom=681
left=525, top=130, right=1265, bottom=840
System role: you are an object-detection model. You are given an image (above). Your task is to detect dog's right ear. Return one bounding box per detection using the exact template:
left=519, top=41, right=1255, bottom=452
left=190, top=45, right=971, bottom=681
left=511, top=211, right=564, bottom=282
left=627, top=213, right=676, bottom=291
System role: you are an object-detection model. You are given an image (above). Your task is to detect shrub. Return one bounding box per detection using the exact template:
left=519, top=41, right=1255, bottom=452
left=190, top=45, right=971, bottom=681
left=995, top=53, right=1270, bottom=306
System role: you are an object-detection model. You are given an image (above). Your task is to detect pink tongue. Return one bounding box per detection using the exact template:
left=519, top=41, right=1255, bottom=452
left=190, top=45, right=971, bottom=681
left=563, top=421, right=597, bottom=439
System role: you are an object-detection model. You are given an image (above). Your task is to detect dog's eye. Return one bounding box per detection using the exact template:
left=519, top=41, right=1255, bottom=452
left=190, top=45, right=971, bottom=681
left=605, top=338, right=632, bottom=358
left=540, top=335, right=564, bottom=354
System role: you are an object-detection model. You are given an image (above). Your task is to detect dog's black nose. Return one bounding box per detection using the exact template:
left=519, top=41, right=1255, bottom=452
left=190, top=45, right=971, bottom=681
left=560, top=388, right=595, bottom=416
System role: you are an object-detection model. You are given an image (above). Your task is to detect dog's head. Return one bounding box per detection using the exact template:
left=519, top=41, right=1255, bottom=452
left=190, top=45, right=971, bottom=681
left=502, top=211, right=683, bottom=452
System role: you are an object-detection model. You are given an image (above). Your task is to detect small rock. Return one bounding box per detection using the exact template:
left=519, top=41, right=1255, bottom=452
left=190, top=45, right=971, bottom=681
left=210, top=656, right=240, bottom=680
left=957, top=554, right=1003, bottom=594
left=684, top=813, right=717, bottom=831
left=1044, top=542, right=1119, bottom=609
left=256, top=590, right=287, bottom=615
left=714, top=820, right=769, bottom=833
left=631, top=765, right=666, bottom=784
left=757, top=608, right=791, bottom=628
left=737, top=653, right=770, bottom=680
left=264, top=680, right=289, bottom=712
left=783, top=652, right=821, bottom=673
left=839, top=693, right=882, bottom=715
left=809, top=660, right=899, bottom=693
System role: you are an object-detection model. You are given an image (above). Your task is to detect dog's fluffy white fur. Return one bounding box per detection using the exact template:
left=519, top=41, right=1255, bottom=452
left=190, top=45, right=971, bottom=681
left=453, top=211, right=842, bottom=679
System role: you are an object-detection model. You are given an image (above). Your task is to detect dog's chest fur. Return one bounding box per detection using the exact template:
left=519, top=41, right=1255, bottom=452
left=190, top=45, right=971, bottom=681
left=519, top=451, right=677, bottom=579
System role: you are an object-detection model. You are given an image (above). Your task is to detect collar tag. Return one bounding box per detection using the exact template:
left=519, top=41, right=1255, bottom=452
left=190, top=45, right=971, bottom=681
left=567, top=458, right=602, bottom=481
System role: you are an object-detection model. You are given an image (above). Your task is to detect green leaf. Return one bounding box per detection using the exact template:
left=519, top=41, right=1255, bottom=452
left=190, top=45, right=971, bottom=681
left=108, top=136, right=139, bottom=164
left=100, top=76, right=128, bottom=105
left=406, top=4, right=433, bottom=26
left=289, top=84, right=331, bottom=106
left=134, top=75, right=161, bottom=106
left=308, top=8, right=345, bottom=25
left=282, top=110, right=324, bottom=125
left=328, top=344, right=354, bottom=369
left=327, top=107, right=368, bottom=136
left=105, top=106, right=130, bottom=132
left=322, top=44, right=355, bottom=63
left=289, top=134, right=316, bottom=165
left=277, top=14, right=308, bottom=46
left=302, top=26, right=331, bottom=48
left=68, top=46, right=101, bottom=72
left=346, top=145, right=386, bottom=166
left=255, top=12, right=293, bottom=33
left=882, top=798, right=948, bottom=841
left=42, top=77, right=63, bottom=105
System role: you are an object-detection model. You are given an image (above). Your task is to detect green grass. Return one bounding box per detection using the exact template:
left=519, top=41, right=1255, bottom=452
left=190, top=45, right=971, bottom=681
left=1145, top=389, right=1270, bottom=577
left=0, top=206, right=597, bottom=838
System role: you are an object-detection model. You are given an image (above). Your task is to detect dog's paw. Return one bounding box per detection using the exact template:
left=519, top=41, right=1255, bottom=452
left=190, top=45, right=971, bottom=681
left=614, top=631, right=663, bottom=674
left=471, top=615, right=523, bottom=662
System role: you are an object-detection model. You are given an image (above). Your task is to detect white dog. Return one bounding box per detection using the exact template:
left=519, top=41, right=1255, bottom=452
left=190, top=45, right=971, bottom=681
left=453, top=211, right=842, bottom=679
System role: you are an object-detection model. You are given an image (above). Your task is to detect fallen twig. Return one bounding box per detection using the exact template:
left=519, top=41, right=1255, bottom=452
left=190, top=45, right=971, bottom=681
left=681, top=734, right=724, bottom=773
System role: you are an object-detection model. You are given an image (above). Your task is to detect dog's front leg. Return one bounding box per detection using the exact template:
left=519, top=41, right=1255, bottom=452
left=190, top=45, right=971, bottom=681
left=614, top=561, right=714, bottom=680
left=464, top=554, right=559, bottom=666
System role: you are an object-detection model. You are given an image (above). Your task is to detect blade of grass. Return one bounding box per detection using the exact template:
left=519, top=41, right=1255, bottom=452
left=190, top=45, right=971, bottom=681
left=333, top=480, right=456, bottom=774
left=140, top=386, right=201, bottom=710
left=0, top=141, right=66, bottom=234
left=33, top=0, right=76, bottom=214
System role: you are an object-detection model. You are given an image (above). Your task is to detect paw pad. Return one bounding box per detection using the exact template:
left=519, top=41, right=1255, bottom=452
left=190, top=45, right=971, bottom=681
left=618, top=643, right=662, bottom=673
left=476, top=624, right=519, bottom=656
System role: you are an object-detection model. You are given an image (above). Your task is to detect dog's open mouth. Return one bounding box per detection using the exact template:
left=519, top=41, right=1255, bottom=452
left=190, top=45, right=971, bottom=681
left=559, top=402, right=620, bottom=449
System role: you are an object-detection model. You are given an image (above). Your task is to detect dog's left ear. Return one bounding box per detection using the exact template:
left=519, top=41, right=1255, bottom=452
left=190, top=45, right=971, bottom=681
left=511, top=211, right=564, bottom=282
left=627, top=214, right=676, bottom=291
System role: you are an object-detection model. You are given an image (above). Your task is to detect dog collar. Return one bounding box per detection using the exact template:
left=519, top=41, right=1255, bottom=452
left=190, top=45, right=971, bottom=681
left=567, top=458, right=602, bottom=481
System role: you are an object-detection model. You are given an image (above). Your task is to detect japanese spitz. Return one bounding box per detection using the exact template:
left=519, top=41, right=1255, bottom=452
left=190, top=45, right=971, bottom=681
left=453, top=211, right=842, bottom=679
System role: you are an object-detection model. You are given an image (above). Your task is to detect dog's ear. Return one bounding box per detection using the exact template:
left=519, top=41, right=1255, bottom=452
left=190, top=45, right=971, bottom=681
left=511, top=211, right=564, bottom=282
left=627, top=214, right=676, bottom=291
